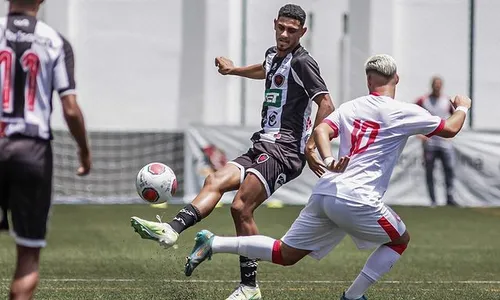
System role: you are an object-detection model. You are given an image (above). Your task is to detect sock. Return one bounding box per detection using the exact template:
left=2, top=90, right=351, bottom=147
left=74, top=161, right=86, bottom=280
left=345, top=245, right=406, bottom=299
left=168, top=204, right=202, bottom=234
left=239, top=256, right=258, bottom=287
left=211, top=235, right=283, bottom=264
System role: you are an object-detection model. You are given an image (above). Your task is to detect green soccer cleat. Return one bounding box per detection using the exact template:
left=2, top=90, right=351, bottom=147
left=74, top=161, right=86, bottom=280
left=184, top=230, right=215, bottom=276
left=130, top=215, right=179, bottom=249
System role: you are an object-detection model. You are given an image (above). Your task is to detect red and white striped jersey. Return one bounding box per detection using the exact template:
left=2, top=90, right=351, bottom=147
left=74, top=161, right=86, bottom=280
left=313, top=92, right=445, bottom=205
left=0, top=12, right=76, bottom=140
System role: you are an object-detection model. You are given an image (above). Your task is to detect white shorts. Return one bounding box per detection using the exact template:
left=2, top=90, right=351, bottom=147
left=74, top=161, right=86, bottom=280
left=281, top=194, right=406, bottom=260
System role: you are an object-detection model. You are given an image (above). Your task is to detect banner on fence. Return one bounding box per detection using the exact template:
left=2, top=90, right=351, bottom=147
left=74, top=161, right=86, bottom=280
left=183, top=126, right=500, bottom=207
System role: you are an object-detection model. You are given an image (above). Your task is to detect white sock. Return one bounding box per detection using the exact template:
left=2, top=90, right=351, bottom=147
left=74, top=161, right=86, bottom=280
left=211, top=235, right=276, bottom=262
left=345, top=245, right=403, bottom=299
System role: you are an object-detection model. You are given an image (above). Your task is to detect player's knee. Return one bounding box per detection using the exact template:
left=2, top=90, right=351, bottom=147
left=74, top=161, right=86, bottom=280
left=230, top=199, right=252, bottom=221
left=280, top=256, right=300, bottom=266
left=386, top=231, right=410, bottom=255
left=203, top=173, right=224, bottom=191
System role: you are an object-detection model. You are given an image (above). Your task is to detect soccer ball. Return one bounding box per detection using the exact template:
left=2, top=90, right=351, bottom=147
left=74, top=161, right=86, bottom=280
left=135, top=162, right=178, bottom=204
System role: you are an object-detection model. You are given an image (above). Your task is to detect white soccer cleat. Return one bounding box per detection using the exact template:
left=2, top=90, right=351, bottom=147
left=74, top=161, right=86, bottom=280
left=130, top=215, right=179, bottom=249
left=225, top=284, right=262, bottom=300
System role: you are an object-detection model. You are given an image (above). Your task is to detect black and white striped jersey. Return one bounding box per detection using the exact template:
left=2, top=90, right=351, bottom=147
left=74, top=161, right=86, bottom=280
left=0, top=13, right=75, bottom=140
left=252, top=45, right=329, bottom=155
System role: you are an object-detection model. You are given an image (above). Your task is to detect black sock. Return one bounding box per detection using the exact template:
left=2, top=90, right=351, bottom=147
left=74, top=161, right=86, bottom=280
left=168, top=204, right=202, bottom=234
left=240, top=256, right=258, bottom=287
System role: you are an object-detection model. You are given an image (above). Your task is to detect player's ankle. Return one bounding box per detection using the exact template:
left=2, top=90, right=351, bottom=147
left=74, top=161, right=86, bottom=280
left=168, top=204, right=202, bottom=234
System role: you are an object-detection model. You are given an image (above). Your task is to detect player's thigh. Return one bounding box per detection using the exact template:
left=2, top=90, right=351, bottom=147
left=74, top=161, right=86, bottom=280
left=281, top=195, right=346, bottom=260
left=324, top=199, right=407, bottom=249
left=206, top=163, right=244, bottom=193
left=244, top=152, right=301, bottom=199
left=223, top=148, right=257, bottom=190
left=9, top=139, right=53, bottom=248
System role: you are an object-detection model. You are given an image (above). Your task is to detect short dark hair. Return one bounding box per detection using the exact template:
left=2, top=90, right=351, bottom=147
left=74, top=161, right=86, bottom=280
left=278, top=4, right=306, bottom=26
left=8, top=0, right=41, bottom=4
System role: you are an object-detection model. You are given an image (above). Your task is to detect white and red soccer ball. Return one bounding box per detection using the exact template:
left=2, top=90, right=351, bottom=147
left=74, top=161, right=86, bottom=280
left=135, top=162, right=177, bottom=204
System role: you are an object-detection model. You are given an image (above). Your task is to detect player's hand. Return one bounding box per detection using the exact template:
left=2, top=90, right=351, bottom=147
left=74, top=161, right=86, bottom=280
left=77, top=148, right=91, bottom=176
left=325, top=156, right=350, bottom=173
left=451, top=95, right=471, bottom=109
left=215, top=57, right=235, bottom=75
left=305, top=149, right=326, bottom=178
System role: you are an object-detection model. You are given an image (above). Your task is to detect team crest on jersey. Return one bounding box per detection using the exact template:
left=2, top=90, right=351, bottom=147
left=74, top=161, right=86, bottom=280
left=274, top=74, right=285, bottom=87
left=256, top=153, right=269, bottom=164
left=274, top=173, right=287, bottom=191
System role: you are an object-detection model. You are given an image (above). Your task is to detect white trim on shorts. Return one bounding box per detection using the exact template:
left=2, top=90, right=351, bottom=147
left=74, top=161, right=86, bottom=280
left=246, top=168, right=271, bottom=198
left=10, top=230, right=46, bottom=248
left=227, top=161, right=245, bottom=184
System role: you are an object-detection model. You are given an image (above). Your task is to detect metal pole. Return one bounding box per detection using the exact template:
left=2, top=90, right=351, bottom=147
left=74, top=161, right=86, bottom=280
left=468, top=0, right=475, bottom=128
left=240, top=0, right=247, bottom=126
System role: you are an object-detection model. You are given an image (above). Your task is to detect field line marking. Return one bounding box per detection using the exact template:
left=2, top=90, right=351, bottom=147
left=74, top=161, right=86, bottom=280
left=1, top=279, right=499, bottom=284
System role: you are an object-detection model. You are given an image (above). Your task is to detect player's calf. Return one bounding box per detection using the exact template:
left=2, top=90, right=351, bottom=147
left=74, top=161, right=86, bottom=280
left=344, top=231, right=410, bottom=300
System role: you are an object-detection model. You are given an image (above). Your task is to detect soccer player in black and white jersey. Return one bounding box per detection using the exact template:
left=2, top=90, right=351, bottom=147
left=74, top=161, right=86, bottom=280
left=0, top=1, right=91, bottom=299
left=131, top=4, right=334, bottom=299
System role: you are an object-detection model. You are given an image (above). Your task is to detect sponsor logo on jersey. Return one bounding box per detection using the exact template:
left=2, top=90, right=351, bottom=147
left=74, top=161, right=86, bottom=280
left=268, top=111, right=278, bottom=126
left=14, top=19, right=30, bottom=27
left=264, top=89, right=282, bottom=107
left=274, top=173, right=287, bottom=191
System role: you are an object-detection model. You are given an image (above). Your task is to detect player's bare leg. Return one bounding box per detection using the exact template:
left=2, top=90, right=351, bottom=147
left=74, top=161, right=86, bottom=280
left=210, top=173, right=268, bottom=299
left=343, top=231, right=410, bottom=300
left=10, top=246, right=40, bottom=300
left=131, top=164, right=241, bottom=248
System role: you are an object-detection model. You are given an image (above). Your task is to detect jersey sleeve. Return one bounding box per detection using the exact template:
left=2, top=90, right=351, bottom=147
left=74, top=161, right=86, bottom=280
left=292, top=55, right=328, bottom=100
left=397, top=104, right=445, bottom=137
left=322, top=110, right=340, bottom=138
left=53, top=35, right=76, bottom=97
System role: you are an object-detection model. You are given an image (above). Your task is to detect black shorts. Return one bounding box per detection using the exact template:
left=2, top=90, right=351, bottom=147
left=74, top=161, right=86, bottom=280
left=230, top=146, right=305, bottom=197
left=0, top=137, right=53, bottom=248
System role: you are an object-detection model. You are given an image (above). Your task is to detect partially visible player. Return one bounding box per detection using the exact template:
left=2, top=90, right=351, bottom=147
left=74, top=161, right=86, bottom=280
left=0, top=1, right=91, bottom=299
left=130, top=4, right=334, bottom=299
left=182, top=54, right=471, bottom=300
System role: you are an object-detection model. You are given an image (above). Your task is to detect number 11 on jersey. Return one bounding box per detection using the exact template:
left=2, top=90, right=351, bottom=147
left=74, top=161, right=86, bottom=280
left=0, top=48, right=40, bottom=115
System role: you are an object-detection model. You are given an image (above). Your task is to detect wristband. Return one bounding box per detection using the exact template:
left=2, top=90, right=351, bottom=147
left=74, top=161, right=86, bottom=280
left=456, top=106, right=469, bottom=114
left=323, top=157, right=334, bottom=167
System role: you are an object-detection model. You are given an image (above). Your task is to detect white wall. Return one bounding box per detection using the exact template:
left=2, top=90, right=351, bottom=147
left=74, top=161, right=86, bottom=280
left=393, top=0, right=469, bottom=107
left=49, top=0, right=183, bottom=131
left=474, top=0, right=500, bottom=129
left=6, top=0, right=498, bottom=130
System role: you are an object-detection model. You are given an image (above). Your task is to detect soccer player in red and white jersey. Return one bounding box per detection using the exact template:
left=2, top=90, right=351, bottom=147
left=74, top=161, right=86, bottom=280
left=181, top=54, right=471, bottom=300
left=0, top=1, right=91, bottom=299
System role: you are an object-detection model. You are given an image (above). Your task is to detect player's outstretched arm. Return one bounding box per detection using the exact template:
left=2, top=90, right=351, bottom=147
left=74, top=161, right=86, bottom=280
left=215, top=57, right=265, bottom=79
left=437, top=95, right=471, bottom=138
left=61, top=94, right=91, bottom=176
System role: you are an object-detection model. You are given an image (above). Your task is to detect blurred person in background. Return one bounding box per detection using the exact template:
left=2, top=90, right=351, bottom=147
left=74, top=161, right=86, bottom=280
left=0, top=0, right=91, bottom=299
left=131, top=4, right=335, bottom=299
left=416, top=76, right=457, bottom=206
